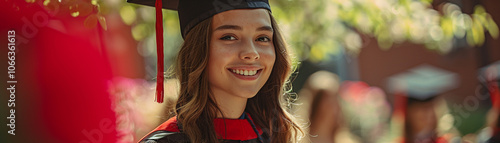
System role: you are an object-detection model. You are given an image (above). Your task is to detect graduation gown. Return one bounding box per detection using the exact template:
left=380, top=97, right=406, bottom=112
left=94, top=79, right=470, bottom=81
left=139, top=113, right=269, bottom=143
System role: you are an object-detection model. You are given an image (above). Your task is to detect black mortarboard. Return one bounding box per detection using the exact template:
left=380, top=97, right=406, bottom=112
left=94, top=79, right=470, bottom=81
left=129, top=0, right=271, bottom=37
left=126, top=0, right=271, bottom=103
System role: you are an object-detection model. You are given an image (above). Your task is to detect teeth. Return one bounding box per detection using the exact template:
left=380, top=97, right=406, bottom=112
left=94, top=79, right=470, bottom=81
left=231, top=69, right=258, bottom=76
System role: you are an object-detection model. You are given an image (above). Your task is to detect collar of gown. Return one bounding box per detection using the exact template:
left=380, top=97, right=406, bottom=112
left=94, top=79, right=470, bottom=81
left=157, top=112, right=263, bottom=141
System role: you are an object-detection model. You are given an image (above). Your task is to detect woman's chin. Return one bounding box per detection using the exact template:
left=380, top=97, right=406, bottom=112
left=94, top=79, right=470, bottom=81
left=234, top=91, right=259, bottom=99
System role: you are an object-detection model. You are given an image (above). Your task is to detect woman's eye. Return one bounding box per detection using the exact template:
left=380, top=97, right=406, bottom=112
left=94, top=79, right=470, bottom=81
left=256, top=36, right=271, bottom=42
left=220, top=35, right=237, bottom=40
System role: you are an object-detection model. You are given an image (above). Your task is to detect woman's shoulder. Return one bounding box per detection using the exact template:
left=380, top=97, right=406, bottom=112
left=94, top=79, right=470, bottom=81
left=138, top=117, right=190, bottom=143
left=153, top=116, right=181, bottom=132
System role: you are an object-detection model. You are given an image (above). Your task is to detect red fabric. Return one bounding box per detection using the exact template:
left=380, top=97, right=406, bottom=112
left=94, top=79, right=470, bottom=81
left=138, top=117, right=180, bottom=142
left=394, top=92, right=407, bottom=119
left=213, top=113, right=263, bottom=140
left=435, top=136, right=448, bottom=143
left=154, top=117, right=181, bottom=132
left=1, top=1, right=118, bottom=142
left=144, top=114, right=263, bottom=141
left=398, top=136, right=448, bottom=143
left=488, top=81, right=500, bottom=109
left=155, top=0, right=164, bottom=103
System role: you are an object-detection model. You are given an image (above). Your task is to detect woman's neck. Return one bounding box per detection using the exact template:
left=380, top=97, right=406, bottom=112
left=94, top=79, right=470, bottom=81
left=213, top=93, right=248, bottom=119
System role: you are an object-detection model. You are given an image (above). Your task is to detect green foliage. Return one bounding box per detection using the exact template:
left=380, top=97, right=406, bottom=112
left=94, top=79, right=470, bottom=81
left=29, top=0, right=107, bottom=30
left=270, top=0, right=499, bottom=62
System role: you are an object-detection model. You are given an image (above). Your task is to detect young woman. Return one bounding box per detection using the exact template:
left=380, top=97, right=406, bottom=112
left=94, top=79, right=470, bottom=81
left=130, top=0, right=303, bottom=142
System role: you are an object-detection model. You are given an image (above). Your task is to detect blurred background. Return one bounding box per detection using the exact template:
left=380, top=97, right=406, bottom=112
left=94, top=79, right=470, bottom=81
left=1, top=0, right=499, bottom=142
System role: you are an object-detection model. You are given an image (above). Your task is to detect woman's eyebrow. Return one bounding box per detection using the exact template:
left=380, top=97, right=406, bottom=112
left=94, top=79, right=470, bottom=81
left=214, top=25, right=273, bottom=32
left=214, top=25, right=242, bottom=31
left=256, top=26, right=273, bottom=32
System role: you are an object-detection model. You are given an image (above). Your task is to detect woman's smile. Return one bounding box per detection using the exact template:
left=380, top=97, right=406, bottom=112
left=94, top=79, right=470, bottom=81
left=227, top=66, right=264, bottom=80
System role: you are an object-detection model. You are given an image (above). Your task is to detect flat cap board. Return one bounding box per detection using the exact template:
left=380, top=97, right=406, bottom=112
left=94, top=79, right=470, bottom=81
left=387, top=64, right=459, bottom=100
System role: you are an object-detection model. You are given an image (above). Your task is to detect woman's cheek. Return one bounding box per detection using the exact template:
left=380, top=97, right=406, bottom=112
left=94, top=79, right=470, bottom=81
left=210, top=43, right=231, bottom=57
left=261, top=47, right=276, bottom=62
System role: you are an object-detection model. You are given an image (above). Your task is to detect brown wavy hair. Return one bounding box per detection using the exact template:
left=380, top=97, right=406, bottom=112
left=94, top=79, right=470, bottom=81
left=174, top=11, right=303, bottom=143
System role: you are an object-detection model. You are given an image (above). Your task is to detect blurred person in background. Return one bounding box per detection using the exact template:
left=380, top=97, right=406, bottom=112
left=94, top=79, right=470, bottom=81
left=296, top=71, right=364, bottom=143
left=480, top=62, right=500, bottom=143
left=296, top=71, right=342, bottom=143
left=339, top=81, right=392, bottom=143
left=388, top=65, right=457, bottom=143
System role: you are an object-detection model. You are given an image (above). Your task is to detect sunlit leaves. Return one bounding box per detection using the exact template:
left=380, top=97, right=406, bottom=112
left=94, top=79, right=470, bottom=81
left=120, top=4, right=136, bottom=25
left=310, top=39, right=339, bottom=62
left=470, top=15, right=485, bottom=47
left=440, top=17, right=453, bottom=41
left=68, top=0, right=93, bottom=17
left=132, top=24, right=148, bottom=41
left=310, top=44, right=326, bottom=63
left=430, top=25, right=444, bottom=42
left=164, top=12, right=180, bottom=35
left=44, top=0, right=60, bottom=12
left=377, top=30, right=393, bottom=50
left=344, top=32, right=362, bottom=53
left=270, top=0, right=499, bottom=62
left=43, top=0, right=50, bottom=5
left=452, top=14, right=467, bottom=39
left=71, top=11, right=80, bottom=17
left=34, top=0, right=106, bottom=30
left=487, top=16, right=499, bottom=39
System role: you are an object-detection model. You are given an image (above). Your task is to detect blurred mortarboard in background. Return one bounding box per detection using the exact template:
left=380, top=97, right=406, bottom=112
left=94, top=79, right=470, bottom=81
left=387, top=64, right=459, bottom=102
left=126, top=0, right=271, bottom=103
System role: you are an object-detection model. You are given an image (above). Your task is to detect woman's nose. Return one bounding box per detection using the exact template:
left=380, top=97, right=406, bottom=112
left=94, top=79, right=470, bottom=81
left=239, top=40, right=260, bottom=60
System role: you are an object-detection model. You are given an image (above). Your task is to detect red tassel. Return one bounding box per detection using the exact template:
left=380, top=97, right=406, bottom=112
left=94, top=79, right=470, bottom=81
left=155, top=0, right=164, bottom=103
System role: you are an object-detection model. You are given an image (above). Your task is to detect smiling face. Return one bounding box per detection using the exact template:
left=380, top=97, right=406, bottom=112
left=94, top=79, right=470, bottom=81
left=208, top=9, right=276, bottom=100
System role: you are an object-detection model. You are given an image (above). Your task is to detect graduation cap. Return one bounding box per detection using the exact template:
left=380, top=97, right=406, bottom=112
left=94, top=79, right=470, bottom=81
left=126, top=0, right=272, bottom=103
left=387, top=64, right=459, bottom=102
